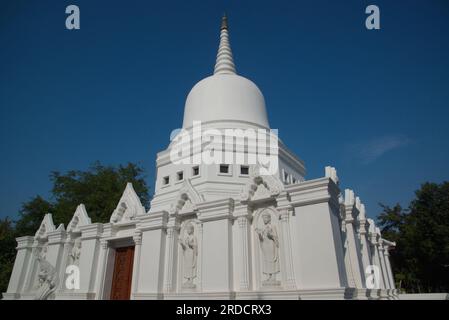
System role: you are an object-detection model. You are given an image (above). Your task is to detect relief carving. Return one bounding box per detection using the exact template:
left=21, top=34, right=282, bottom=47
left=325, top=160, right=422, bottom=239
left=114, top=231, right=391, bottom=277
left=34, top=247, right=59, bottom=300
left=178, top=221, right=198, bottom=288
left=69, top=238, right=82, bottom=266
left=255, top=210, right=281, bottom=286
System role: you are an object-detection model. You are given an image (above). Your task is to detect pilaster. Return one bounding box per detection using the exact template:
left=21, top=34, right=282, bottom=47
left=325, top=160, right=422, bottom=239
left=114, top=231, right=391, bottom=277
left=234, top=204, right=252, bottom=291
left=343, top=190, right=365, bottom=289
left=79, top=223, right=103, bottom=296
left=163, top=216, right=180, bottom=293
left=130, top=229, right=143, bottom=299
left=4, top=236, right=34, bottom=298
left=383, top=243, right=396, bottom=290
left=369, top=234, right=386, bottom=290
left=277, top=201, right=296, bottom=290
left=378, top=240, right=391, bottom=290
left=57, top=236, right=75, bottom=293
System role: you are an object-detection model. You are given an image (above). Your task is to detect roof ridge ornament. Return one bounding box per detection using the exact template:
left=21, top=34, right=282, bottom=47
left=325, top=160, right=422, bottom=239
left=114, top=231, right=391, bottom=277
left=214, top=14, right=236, bottom=75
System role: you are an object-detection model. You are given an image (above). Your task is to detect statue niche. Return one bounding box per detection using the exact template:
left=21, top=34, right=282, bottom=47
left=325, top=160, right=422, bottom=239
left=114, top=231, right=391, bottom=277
left=255, top=209, right=281, bottom=286
left=178, top=221, right=198, bottom=289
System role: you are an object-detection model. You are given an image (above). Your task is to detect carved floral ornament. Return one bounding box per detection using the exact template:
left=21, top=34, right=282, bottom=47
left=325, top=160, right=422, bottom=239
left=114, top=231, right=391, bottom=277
left=35, top=256, right=59, bottom=300
left=31, top=214, right=60, bottom=300
left=35, top=213, right=56, bottom=241
left=110, top=183, right=146, bottom=223
left=169, top=179, right=204, bottom=216
left=240, top=165, right=284, bottom=203
left=67, top=204, right=92, bottom=233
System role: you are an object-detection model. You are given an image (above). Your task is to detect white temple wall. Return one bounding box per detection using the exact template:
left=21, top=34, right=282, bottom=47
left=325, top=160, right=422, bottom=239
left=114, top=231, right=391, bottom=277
left=4, top=237, right=34, bottom=298
left=46, top=230, right=65, bottom=277
left=231, top=216, right=242, bottom=290
left=138, top=229, right=166, bottom=293
left=370, top=241, right=386, bottom=289
left=383, top=243, right=396, bottom=290
left=3, top=177, right=399, bottom=300
left=358, top=226, right=372, bottom=277
left=288, top=209, right=303, bottom=289
left=78, top=224, right=102, bottom=294
left=344, top=222, right=365, bottom=288
left=232, top=204, right=252, bottom=292
left=98, top=245, right=115, bottom=299
left=329, top=205, right=349, bottom=287
left=378, top=243, right=392, bottom=289
left=293, top=201, right=347, bottom=289
left=200, top=218, right=233, bottom=292
left=23, top=241, right=47, bottom=295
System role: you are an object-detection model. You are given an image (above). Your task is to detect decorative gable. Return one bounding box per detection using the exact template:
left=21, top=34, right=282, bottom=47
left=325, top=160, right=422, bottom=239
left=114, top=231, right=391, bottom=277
left=35, top=213, right=56, bottom=240
left=240, top=165, right=284, bottom=203
left=67, top=204, right=92, bottom=233
left=110, top=183, right=146, bottom=223
left=169, top=179, right=204, bottom=215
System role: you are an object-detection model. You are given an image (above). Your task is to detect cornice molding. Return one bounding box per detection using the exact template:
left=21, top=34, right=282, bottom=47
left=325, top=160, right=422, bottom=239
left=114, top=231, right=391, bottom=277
left=15, top=236, right=34, bottom=250
left=80, top=223, right=103, bottom=240
left=287, top=177, right=339, bottom=210
left=197, top=198, right=234, bottom=222
left=137, top=211, right=169, bottom=231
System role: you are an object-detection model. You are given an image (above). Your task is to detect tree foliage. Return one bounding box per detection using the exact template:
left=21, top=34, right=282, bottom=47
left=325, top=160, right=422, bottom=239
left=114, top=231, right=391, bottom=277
left=0, top=218, right=17, bottom=295
left=378, top=182, right=449, bottom=293
left=50, top=162, right=150, bottom=225
left=0, top=162, right=150, bottom=294
left=15, top=196, right=53, bottom=237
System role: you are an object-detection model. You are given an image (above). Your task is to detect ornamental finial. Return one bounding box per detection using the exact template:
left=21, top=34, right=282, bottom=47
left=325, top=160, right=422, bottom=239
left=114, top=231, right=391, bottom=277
left=214, top=14, right=236, bottom=75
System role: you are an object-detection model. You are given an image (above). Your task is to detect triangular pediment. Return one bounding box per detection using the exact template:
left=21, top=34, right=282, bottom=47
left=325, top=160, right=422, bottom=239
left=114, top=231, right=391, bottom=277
left=67, top=204, right=92, bottom=233
left=110, top=183, right=146, bottom=223
left=35, top=213, right=56, bottom=240
left=169, top=179, right=204, bottom=215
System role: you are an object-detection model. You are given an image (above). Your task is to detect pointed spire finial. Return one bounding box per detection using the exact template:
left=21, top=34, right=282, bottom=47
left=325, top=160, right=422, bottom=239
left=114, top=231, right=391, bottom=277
left=214, top=13, right=236, bottom=75
left=221, top=13, right=228, bottom=30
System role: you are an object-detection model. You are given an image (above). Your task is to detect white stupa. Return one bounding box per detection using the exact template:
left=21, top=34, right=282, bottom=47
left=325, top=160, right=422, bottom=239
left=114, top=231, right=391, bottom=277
left=3, top=15, right=398, bottom=300
left=183, top=15, right=269, bottom=130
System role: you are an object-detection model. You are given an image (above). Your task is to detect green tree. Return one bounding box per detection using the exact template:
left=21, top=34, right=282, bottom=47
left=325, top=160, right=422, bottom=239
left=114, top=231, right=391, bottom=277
left=15, top=196, right=53, bottom=237
left=378, top=181, right=449, bottom=293
left=50, top=162, right=150, bottom=225
left=0, top=218, right=17, bottom=295
left=0, top=161, right=150, bottom=294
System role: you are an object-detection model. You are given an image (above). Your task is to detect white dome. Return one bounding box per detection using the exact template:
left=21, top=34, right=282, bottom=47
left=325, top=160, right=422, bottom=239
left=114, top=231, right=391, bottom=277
left=182, top=74, right=270, bottom=129
left=181, top=15, right=270, bottom=130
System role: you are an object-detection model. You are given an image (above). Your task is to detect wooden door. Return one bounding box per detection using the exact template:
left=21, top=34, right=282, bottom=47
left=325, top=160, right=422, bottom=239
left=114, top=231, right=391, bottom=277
left=110, top=246, right=135, bottom=300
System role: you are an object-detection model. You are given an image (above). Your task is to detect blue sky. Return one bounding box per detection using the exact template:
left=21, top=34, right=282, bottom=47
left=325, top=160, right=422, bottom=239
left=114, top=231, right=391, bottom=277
left=1, top=0, right=448, bottom=221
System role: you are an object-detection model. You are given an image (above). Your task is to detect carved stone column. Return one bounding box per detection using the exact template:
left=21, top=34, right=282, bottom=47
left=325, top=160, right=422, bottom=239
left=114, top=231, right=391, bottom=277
left=196, top=222, right=204, bottom=291
left=22, top=240, right=40, bottom=293
left=357, top=219, right=372, bottom=276
left=94, top=239, right=109, bottom=299
left=383, top=245, right=395, bottom=290
left=3, top=236, right=34, bottom=299
left=378, top=241, right=391, bottom=289
left=163, top=217, right=179, bottom=293
left=279, top=208, right=296, bottom=289
left=370, top=235, right=385, bottom=290
left=57, top=237, right=74, bottom=292
left=344, top=216, right=364, bottom=288
left=235, top=205, right=251, bottom=291
left=131, top=230, right=142, bottom=298
left=46, top=227, right=66, bottom=275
